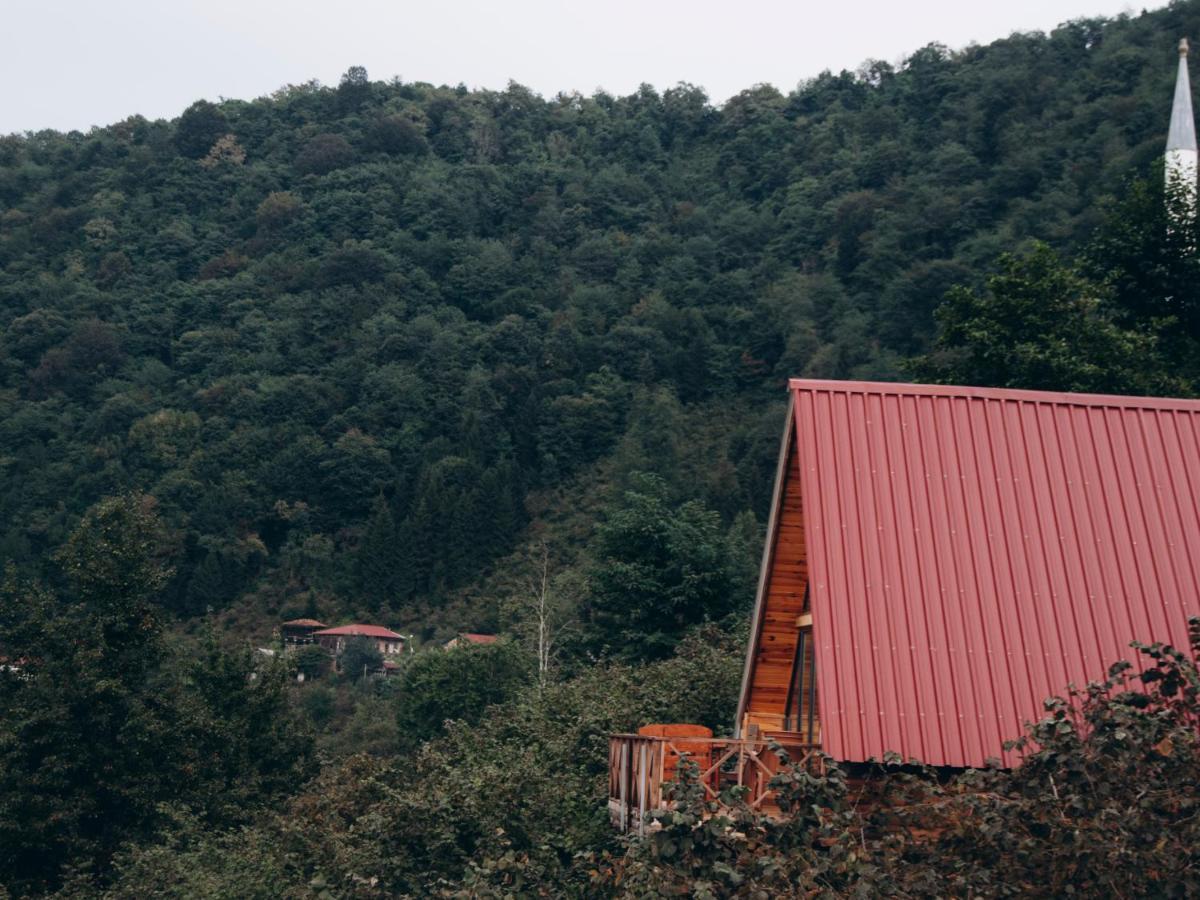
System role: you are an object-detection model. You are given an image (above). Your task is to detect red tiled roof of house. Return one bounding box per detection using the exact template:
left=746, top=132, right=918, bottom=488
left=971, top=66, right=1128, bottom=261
left=314, top=624, right=405, bottom=640
left=759, top=379, right=1200, bottom=769
left=459, top=633, right=498, bottom=644
left=282, top=618, right=327, bottom=628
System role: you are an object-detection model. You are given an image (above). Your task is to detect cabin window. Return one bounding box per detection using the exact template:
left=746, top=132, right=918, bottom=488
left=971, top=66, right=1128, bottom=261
left=784, top=588, right=818, bottom=743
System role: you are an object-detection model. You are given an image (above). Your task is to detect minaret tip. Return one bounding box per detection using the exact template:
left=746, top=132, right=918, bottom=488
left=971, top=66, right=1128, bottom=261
left=1169, top=36, right=1198, bottom=153
left=1167, top=34, right=1199, bottom=212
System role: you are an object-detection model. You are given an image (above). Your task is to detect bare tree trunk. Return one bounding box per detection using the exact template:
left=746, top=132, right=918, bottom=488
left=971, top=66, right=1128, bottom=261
left=517, top=540, right=575, bottom=689
left=536, top=541, right=550, bottom=686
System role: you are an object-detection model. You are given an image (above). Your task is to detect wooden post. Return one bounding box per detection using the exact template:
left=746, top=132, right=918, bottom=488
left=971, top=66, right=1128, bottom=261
left=637, top=741, right=648, bottom=836
left=658, top=740, right=667, bottom=808
left=619, top=739, right=629, bottom=832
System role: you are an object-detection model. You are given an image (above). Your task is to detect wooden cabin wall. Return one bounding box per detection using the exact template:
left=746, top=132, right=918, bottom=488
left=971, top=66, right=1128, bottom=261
left=743, top=439, right=816, bottom=736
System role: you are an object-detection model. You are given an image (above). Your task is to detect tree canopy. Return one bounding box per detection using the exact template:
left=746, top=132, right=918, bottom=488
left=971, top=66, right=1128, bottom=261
left=0, top=496, right=313, bottom=894
left=3, top=6, right=1200, bottom=636
left=582, top=474, right=751, bottom=661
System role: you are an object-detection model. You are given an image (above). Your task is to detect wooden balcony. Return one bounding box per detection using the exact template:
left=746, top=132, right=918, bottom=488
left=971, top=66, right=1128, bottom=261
left=607, top=731, right=822, bottom=833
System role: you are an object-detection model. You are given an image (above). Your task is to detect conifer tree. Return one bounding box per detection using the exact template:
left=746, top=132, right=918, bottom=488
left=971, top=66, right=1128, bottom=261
left=357, top=493, right=402, bottom=605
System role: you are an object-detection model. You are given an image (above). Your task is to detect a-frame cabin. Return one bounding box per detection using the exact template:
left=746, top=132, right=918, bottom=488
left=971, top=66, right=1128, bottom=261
left=739, top=379, right=1200, bottom=768
left=611, top=379, right=1200, bottom=829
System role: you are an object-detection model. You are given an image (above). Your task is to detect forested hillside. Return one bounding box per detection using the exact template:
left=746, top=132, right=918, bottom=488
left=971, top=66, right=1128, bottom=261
left=3, top=4, right=1199, bottom=636
left=4, top=2, right=1200, bottom=896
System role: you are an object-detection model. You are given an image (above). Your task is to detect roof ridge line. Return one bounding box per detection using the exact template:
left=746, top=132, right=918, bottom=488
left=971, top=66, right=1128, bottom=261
left=787, top=379, right=1200, bottom=412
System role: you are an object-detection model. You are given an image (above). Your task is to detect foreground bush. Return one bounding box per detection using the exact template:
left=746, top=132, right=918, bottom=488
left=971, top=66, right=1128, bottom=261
left=97, top=629, right=744, bottom=897
left=606, top=617, right=1200, bottom=898
left=93, top=619, right=1200, bottom=898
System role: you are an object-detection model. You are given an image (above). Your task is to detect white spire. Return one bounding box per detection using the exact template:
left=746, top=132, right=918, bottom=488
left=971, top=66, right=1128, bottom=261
left=1166, top=38, right=1198, bottom=219
left=1168, top=38, right=1197, bottom=152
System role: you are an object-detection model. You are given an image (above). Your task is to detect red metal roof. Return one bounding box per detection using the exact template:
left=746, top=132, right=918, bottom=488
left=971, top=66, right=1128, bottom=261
left=313, top=624, right=405, bottom=639
left=790, top=379, right=1200, bottom=768
left=282, top=618, right=327, bottom=628
left=459, top=633, right=498, bottom=644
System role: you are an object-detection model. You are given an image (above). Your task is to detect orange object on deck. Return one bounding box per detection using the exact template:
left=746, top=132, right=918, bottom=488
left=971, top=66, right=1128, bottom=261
left=637, top=724, right=713, bottom=783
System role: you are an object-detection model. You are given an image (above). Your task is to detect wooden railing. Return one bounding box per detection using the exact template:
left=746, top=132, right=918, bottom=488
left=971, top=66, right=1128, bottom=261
left=607, top=733, right=822, bottom=833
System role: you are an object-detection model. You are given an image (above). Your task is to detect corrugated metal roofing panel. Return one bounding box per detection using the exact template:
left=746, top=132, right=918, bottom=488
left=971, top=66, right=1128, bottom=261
left=790, top=379, right=1200, bottom=768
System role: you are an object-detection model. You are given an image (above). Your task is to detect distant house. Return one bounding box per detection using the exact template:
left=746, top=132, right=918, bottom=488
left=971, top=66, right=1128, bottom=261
left=281, top=619, right=327, bottom=646
left=313, top=624, right=406, bottom=656
left=0, top=656, right=29, bottom=679
left=444, top=632, right=498, bottom=650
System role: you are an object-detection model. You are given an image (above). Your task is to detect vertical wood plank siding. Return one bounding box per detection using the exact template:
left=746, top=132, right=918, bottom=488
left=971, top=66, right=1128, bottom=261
left=743, top=440, right=811, bottom=731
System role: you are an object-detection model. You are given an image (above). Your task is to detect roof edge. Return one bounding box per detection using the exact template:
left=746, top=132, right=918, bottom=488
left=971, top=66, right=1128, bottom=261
left=313, top=625, right=405, bottom=638
left=787, top=378, right=1200, bottom=412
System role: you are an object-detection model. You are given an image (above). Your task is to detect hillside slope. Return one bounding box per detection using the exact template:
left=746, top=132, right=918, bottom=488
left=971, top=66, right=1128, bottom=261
left=1, top=2, right=1197, bottom=632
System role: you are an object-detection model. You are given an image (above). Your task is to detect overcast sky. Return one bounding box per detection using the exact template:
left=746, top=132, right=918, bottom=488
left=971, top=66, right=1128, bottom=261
left=2, top=0, right=1150, bottom=135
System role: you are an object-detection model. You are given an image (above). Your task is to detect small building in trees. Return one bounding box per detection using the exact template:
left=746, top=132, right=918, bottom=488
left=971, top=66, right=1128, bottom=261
left=610, top=379, right=1200, bottom=830
left=280, top=619, right=328, bottom=646
left=0, top=656, right=29, bottom=680
left=313, top=624, right=406, bottom=656
left=444, top=632, right=498, bottom=650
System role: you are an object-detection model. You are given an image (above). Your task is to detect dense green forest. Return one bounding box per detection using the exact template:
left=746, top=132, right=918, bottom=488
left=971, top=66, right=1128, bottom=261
left=3, top=1, right=1199, bottom=635
left=3, top=0, right=1200, bottom=895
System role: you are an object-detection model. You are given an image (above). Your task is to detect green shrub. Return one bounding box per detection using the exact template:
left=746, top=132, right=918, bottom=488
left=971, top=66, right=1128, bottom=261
left=294, top=644, right=329, bottom=680
left=394, top=641, right=530, bottom=749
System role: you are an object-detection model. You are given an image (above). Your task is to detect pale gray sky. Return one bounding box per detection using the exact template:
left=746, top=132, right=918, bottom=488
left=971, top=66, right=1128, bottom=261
left=3, top=0, right=1147, bottom=135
